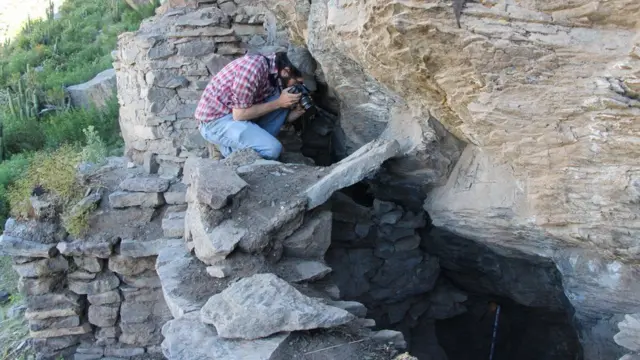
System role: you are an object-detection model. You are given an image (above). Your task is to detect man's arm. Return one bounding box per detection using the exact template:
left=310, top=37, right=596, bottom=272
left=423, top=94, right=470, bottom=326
left=232, top=88, right=301, bottom=121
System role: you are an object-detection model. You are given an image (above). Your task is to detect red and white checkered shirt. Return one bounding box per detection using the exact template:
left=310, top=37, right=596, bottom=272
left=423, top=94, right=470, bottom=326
left=195, top=54, right=277, bottom=123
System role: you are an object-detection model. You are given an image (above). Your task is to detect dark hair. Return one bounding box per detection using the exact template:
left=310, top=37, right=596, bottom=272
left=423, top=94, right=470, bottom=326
left=275, top=52, right=302, bottom=77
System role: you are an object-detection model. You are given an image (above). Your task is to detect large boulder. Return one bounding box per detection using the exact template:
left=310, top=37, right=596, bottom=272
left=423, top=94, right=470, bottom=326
left=66, top=68, right=117, bottom=109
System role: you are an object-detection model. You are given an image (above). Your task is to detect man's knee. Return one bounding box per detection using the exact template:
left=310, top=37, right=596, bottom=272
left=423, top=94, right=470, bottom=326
left=260, top=140, right=282, bottom=160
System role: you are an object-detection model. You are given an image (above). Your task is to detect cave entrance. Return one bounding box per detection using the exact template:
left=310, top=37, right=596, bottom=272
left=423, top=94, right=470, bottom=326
left=325, top=187, right=583, bottom=360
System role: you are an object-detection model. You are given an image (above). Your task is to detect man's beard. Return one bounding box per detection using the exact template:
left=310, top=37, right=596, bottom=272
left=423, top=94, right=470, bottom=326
left=277, top=75, right=293, bottom=89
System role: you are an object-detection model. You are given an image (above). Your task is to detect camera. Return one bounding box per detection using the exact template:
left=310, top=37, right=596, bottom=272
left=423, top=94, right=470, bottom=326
left=288, top=84, right=315, bottom=113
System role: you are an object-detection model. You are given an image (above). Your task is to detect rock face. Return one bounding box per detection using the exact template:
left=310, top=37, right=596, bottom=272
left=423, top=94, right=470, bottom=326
left=66, top=68, right=117, bottom=109
left=262, top=1, right=640, bottom=358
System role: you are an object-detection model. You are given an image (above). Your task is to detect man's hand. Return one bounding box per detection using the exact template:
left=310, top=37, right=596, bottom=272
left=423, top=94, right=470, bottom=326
left=287, top=105, right=305, bottom=123
left=277, top=87, right=301, bottom=109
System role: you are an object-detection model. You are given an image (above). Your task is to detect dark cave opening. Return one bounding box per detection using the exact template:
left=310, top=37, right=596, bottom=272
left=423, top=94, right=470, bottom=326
left=326, top=188, right=583, bottom=360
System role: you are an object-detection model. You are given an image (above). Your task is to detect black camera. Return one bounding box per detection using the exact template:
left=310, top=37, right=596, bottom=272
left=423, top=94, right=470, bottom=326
left=288, top=84, right=315, bottom=113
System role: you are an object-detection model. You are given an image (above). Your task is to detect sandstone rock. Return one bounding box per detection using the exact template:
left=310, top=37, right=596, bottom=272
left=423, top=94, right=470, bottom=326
left=67, top=69, right=116, bottom=109
left=162, top=211, right=185, bottom=238
left=161, top=312, right=290, bottom=360
left=18, top=276, right=62, bottom=296
left=183, top=158, right=248, bottom=209
left=108, top=255, right=156, bottom=276
left=88, top=304, right=119, bottom=327
left=156, top=245, right=222, bottom=319
left=58, top=238, right=117, bottom=258
left=4, top=218, right=65, bottom=245
left=0, top=235, right=58, bottom=257
left=119, top=301, right=153, bottom=324
left=96, top=326, right=119, bottom=341
left=304, top=139, right=401, bottom=209
left=200, top=273, right=355, bottom=339
left=13, top=256, right=68, bottom=278
left=29, top=316, right=80, bottom=332
left=119, top=177, right=170, bottom=192
left=206, top=265, right=230, bottom=278
left=275, top=258, right=332, bottom=283
left=25, top=292, right=82, bottom=320
left=88, top=290, right=122, bottom=305
left=74, top=257, right=103, bottom=272
left=282, top=210, right=331, bottom=259
left=109, top=191, right=164, bottom=208
left=120, top=238, right=183, bottom=257
left=68, top=271, right=120, bottom=295
left=30, top=323, right=92, bottom=339
left=67, top=192, right=102, bottom=220
left=121, top=286, right=164, bottom=303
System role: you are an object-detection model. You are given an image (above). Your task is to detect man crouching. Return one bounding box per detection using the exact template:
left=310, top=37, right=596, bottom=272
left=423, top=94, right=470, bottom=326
left=195, top=48, right=314, bottom=160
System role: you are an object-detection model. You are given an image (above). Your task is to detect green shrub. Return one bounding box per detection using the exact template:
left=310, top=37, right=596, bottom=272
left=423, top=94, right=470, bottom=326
left=81, top=125, right=107, bottom=165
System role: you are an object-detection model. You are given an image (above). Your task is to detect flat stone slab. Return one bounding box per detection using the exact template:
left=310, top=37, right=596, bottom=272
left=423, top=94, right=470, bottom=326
left=0, top=234, right=58, bottom=257
left=109, top=191, right=164, bottom=208
left=186, top=203, right=243, bottom=264
left=120, top=238, right=183, bottom=257
left=30, top=322, right=92, bottom=339
left=162, top=211, right=185, bottom=238
left=89, top=304, right=120, bottom=327
left=156, top=245, right=222, bottom=319
left=119, top=177, right=170, bottom=193
left=25, top=292, right=82, bottom=320
left=304, top=139, right=400, bottom=209
left=161, top=312, right=290, bottom=360
left=19, top=276, right=62, bottom=296
left=200, top=273, right=355, bottom=340
left=108, top=255, right=156, bottom=276
left=58, top=238, right=117, bottom=258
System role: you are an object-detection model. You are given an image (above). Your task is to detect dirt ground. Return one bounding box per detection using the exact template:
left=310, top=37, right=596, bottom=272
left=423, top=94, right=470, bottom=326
left=0, top=0, right=65, bottom=43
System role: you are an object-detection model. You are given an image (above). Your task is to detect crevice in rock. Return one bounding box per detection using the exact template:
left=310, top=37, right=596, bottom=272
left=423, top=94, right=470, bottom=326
left=327, top=188, right=583, bottom=360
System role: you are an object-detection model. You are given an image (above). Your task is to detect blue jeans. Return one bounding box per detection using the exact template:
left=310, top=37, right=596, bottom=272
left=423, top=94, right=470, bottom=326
left=199, top=93, right=288, bottom=160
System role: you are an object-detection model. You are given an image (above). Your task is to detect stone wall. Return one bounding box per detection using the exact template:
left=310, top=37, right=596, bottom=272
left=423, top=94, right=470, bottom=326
left=113, top=2, right=277, bottom=167
left=0, top=158, right=186, bottom=359
left=114, top=1, right=339, bottom=168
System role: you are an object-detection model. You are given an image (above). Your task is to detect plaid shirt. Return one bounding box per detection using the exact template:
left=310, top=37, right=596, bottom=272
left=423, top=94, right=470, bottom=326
left=195, top=54, right=277, bottom=123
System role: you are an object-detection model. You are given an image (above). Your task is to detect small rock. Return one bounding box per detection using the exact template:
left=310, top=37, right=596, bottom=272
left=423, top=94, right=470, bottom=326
left=96, top=326, right=119, bottom=340
left=119, top=177, right=170, bottom=193
left=0, top=290, right=10, bottom=304
left=120, top=238, right=183, bottom=257
left=67, top=192, right=102, bottom=219
left=394, top=235, right=421, bottom=252
left=282, top=211, right=332, bottom=259
left=200, top=273, right=354, bottom=339
left=58, top=238, right=117, bottom=258
left=127, top=162, right=136, bottom=168
left=326, top=300, right=368, bottom=318
left=373, top=199, right=396, bottom=215
left=7, top=304, right=26, bottom=319
left=379, top=210, right=403, bottom=225
left=183, top=158, right=247, bottom=209
left=206, top=265, right=230, bottom=278
left=354, top=222, right=371, bottom=238
left=25, top=292, right=82, bottom=320
left=119, top=301, right=154, bottom=324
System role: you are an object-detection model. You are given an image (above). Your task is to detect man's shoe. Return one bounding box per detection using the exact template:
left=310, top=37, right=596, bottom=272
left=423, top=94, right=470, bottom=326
left=208, top=143, right=222, bottom=160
